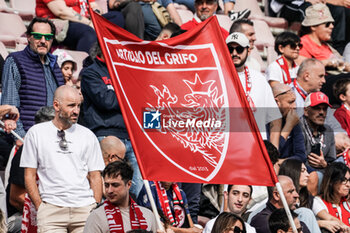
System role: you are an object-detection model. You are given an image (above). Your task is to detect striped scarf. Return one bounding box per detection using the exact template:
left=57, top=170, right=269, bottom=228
left=104, top=198, right=148, bottom=233
left=155, top=182, right=184, bottom=226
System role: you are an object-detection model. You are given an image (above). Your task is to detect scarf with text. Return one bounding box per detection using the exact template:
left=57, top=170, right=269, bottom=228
left=244, top=66, right=256, bottom=112
left=276, top=56, right=296, bottom=84
left=155, top=182, right=184, bottom=227
left=104, top=198, right=148, bottom=233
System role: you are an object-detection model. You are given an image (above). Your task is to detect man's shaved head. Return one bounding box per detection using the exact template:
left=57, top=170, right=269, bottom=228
left=272, top=83, right=292, bottom=98
left=100, top=136, right=126, bottom=165
left=54, top=84, right=80, bottom=102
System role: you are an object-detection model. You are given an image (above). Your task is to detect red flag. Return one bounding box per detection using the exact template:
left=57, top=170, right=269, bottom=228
left=90, top=12, right=277, bottom=186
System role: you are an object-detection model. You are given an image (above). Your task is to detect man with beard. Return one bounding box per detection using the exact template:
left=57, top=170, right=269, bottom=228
left=84, top=161, right=157, bottom=233
left=300, top=92, right=336, bottom=171
left=181, top=0, right=229, bottom=38
left=1, top=17, right=64, bottom=148
left=20, top=85, right=105, bottom=232
left=226, top=32, right=282, bottom=148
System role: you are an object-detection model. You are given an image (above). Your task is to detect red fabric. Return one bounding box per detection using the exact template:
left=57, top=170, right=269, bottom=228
left=21, top=194, right=37, bottom=233
left=276, top=56, right=296, bottom=84
left=181, top=18, right=229, bottom=39
left=334, top=105, right=350, bottom=137
left=90, top=11, right=277, bottom=186
left=299, top=35, right=333, bottom=60
left=104, top=198, right=148, bottom=233
left=35, top=0, right=94, bottom=19
left=322, top=198, right=350, bottom=226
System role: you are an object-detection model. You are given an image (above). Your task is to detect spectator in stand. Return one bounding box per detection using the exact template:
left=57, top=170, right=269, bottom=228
left=333, top=79, right=350, bottom=137
left=312, top=162, right=350, bottom=231
left=226, top=32, right=282, bottom=148
left=84, top=161, right=157, bottom=233
left=1, top=17, right=65, bottom=148
left=272, top=84, right=306, bottom=162
left=278, top=159, right=311, bottom=209
left=268, top=209, right=301, bottom=233
left=81, top=42, right=143, bottom=198
left=52, top=49, right=77, bottom=86
left=21, top=85, right=104, bottom=232
left=100, top=136, right=126, bottom=166
left=298, top=4, right=349, bottom=70
left=229, top=19, right=261, bottom=72
left=250, top=176, right=310, bottom=233
left=6, top=106, right=54, bottom=233
left=107, top=0, right=144, bottom=39
left=203, top=185, right=256, bottom=233
left=181, top=0, right=229, bottom=38
left=137, top=181, right=201, bottom=233
left=266, top=32, right=301, bottom=87
left=35, top=0, right=124, bottom=53
left=211, top=212, right=246, bottom=233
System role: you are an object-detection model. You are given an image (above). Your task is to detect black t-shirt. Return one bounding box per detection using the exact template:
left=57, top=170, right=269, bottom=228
left=6, top=146, right=24, bottom=217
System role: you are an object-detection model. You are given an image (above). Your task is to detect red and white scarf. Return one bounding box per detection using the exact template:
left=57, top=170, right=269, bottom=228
left=104, top=198, right=148, bottom=233
left=21, top=194, right=37, bottom=233
left=79, top=0, right=89, bottom=17
left=276, top=56, right=296, bottom=84
left=243, top=66, right=256, bottom=112
left=322, top=198, right=350, bottom=226
left=155, top=182, right=184, bottom=227
left=293, top=79, right=307, bottom=100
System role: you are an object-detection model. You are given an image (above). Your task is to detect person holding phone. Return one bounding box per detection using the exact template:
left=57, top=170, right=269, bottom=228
left=300, top=92, right=337, bottom=195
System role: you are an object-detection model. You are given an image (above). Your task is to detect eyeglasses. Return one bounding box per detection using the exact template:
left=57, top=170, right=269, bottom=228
left=108, top=153, right=125, bottom=162
left=274, top=89, right=292, bottom=98
left=342, top=177, right=350, bottom=185
left=324, top=22, right=333, bottom=28
left=289, top=43, right=303, bottom=50
left=225, top=226, right=246, bottom=233
left=31, top=32, right=54, bottom=41
left=228, top=45, right=246, bottom=54
left=288, top=227, right=303, bottom=233
left=57, top=130, right=68, bottom=151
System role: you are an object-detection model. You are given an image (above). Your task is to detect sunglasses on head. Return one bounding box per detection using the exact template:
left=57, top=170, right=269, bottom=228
left=289, top=43, right=303, bottom=50
left=57, top=130, right=68, bottom=151
left=228, top=45, right=246, bottom=54
left=31, top=32, right=54, bottom=41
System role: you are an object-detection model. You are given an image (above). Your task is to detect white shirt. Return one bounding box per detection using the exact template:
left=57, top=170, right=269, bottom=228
left=204, top=216, right=256, bottom=233
left=20, top=121, right=105, bottom=207
left=238, top=68, right=282, bottom=139
left=265, top=58, right=299, bottom=84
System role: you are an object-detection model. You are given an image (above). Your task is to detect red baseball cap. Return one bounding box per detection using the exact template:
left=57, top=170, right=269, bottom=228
left=304, top=92, right=332, bottom=108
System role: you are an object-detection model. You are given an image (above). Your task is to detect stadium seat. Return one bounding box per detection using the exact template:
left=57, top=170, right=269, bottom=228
left=216, top=14, right=232, bottom=32
left=0, top=0, right=14, bottom=13
left=250, top=47, right=267, bottom=73
left=177, top=9, right=194, bottom=24
left=0, top=41, right=8, bottom=59
left=252, top=19, right=275, bottom=50
left=9, top=0, right=35, bottom=21
left=234, top=0, right=288, bottom=28
left=266, top=45, right=278, bottom=65
left=0, top=12, right=26, bottom=48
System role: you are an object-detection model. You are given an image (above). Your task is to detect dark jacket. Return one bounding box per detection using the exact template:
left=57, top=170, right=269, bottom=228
left=81, top=57, right=129, bottom=139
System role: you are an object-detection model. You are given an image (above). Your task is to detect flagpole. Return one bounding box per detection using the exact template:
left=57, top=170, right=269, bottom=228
left=275, top=182, right=298, bottom=233
left=143, top=180, right=165, bottom=231
left=0, top=120, right=24, bottom=143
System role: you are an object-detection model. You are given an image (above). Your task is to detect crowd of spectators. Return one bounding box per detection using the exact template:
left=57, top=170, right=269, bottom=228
left=1, top=0, right=350, bottom=232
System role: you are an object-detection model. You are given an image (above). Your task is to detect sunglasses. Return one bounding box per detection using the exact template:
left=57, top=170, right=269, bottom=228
left=228, top=45, right=246, bottom=54
left=289, top=43, right=303, bottom=50
left=274, top=89, right=292, bottom=98
left=324, top=22, right=333, bottom=28
left=108, top=153, right=125, bottom=162
left=226, top=226, right=246, bottom=233
left=57, top=130, right=68, bottom=151
left=31, top=32, right=54, bottom=41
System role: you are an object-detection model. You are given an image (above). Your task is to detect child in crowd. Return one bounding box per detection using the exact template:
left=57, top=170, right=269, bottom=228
left=334, top=79, right=350, bottom=137
left=266, top=32, right=301, bottom=87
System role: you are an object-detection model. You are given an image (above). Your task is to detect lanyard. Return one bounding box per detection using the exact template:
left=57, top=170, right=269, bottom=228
left=293, top=79, right=307, bottom=100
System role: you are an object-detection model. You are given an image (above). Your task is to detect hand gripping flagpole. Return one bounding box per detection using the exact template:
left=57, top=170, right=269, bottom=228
left=143, top=180, right=165, bottom=231
left=0, top=120, right=24, bottom=143
left=275, top=182, right=298, bottom=233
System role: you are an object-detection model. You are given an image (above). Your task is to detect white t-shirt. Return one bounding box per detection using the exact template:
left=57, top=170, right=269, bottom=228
left=20, top=121, right=105, bottom=207
left=238, top=68, right=282, bottom=139
left=204, top=216, right=256, bottom=233
left=265, top=59, right=299, bottom=84
left=311, top=196, right=341, bottom=219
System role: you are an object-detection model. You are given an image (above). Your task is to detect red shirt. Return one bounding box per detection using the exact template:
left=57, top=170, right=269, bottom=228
left=36, top=0, right=95, bottom=19
left=299, top=34, right=333, bottom=60
left=181, top=18, right=229, bottom=39
left=334, top=105, right=350, bottom=137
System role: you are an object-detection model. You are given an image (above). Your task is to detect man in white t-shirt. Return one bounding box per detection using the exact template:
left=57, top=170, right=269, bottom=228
left=266, top=32, right=301, bottom=87
left=203, top=185, right=256, bottom=233
left=21, top=85, right=105, bottom=233
left=226, top=32, right=282, bottom=147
